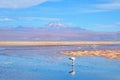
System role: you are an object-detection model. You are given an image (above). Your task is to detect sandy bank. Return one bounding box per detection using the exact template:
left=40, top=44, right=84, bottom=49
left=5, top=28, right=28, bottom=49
left=61, top=50, right=120, bottom=59
left=0, top=41, right=120, bottom=46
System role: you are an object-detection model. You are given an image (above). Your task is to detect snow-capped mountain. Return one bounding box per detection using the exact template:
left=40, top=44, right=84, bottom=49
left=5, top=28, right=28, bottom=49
left=45, top=22, right=67, bottom=28
left=0, top=22, right=120, bottom=41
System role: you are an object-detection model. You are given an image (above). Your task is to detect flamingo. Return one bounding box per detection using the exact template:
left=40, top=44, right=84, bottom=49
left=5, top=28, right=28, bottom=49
left=69, top=57, right=75, bottom=66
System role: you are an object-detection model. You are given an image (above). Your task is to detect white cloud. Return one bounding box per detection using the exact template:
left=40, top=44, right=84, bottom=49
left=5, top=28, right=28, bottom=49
left=0, top=16, right=60, bottom=21
left=0, top=0, right=56, bottom=8
left=95, top=0, right=120, bottom=10
left=81, top=0, right=120, bottom=13
left=104, top=22, right=120, bottom=29
left=0, top=17, right=13, bottom=21
left=18, top=17, right=60, bottom=21
left=93, top=22, right=120, bottom=30
left=81, top=9, right=108, bottom=13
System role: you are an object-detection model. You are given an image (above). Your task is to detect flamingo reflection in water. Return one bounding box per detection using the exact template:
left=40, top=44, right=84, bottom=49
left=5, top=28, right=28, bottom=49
left=69, top=57, right=75, bottom=76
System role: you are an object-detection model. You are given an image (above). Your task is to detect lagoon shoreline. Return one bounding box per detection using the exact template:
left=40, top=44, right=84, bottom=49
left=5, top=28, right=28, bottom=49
left=61, top=49, right=120, bottom=59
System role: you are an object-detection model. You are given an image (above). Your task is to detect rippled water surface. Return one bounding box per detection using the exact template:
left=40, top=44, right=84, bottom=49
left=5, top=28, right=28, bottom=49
left=0, top=45, right=120, bottom=80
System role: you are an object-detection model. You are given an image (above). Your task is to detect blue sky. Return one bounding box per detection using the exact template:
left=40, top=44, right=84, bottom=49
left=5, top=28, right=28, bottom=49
left=0, top=0, right=120, bottom=32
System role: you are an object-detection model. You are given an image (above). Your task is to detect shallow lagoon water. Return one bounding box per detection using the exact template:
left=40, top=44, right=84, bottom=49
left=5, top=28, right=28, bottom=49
left=0, top=45, right=120, bottom=80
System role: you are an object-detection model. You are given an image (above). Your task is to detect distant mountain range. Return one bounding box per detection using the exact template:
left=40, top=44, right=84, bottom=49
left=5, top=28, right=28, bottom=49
left=0, top=22, right=120, bottom=41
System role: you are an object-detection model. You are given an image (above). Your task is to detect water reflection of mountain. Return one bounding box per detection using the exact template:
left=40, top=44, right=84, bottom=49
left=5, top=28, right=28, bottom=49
left=0, top=46, right=120, bottom=80
left=0, top=45, right=120, bottom=58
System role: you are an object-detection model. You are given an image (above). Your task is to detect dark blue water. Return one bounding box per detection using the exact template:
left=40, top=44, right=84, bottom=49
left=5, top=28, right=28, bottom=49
left=0, top=45, right=120, bottom=80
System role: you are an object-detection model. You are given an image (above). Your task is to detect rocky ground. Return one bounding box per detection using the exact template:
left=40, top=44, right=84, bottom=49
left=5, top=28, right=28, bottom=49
left=60, top=50, right=120, bottom=59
